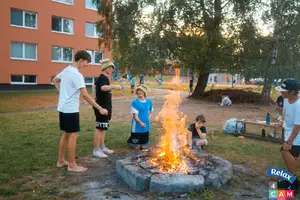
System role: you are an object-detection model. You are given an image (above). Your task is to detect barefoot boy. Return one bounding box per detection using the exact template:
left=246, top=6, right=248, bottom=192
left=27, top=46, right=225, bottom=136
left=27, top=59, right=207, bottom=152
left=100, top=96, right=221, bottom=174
left=53, top=50, right=108, bottom=172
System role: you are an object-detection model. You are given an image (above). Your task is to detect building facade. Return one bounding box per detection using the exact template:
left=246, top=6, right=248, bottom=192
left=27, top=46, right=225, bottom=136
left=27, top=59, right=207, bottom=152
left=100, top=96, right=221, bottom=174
left=1, top=0, right=111, bottom=89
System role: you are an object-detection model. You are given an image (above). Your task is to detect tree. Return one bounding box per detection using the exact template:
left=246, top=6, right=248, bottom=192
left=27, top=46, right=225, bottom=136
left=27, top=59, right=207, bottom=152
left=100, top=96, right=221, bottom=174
left=152, top=0, right=267, bottom=97
left=95, top=0, right=300, bottom=102
left=226, top=0, right=300, bottom=104
left=95, top=0, right=160, bottom=72
left=259, top=0, right=300, bottom=104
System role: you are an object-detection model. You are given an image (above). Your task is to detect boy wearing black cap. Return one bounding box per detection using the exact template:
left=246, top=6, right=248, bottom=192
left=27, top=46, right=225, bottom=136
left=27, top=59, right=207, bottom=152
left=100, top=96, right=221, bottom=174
left=276, top=78, right=300, bottom=192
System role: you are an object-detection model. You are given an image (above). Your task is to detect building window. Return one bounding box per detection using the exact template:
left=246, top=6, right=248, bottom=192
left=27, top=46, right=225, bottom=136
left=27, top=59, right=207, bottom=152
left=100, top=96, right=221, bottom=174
left=52, top=46, right=73, bottom=63
left=11, top=42, right=37, bottom=61
left=85, top=22, right=104, bottom=38
left=86, top=50, right=103, bottom=64
left=85, top=77, right=98, bottom=85
left=11, top=75, right=37, bottom=84
left=85, top=77, right=94, bottom=85
left=10, top=9, right=37, bottom=29
left=52, top=16, right=73, bottom=34
left=86, top=0, right=98, bottom=11
left=52, top=0, right=74, bottom=5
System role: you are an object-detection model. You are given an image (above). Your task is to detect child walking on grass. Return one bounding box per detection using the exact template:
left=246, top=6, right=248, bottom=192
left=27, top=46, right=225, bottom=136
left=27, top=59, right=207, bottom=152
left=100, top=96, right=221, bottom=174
left=187, top=115, right=208, bottom=152
left=127, top=85, right=153, bottom=149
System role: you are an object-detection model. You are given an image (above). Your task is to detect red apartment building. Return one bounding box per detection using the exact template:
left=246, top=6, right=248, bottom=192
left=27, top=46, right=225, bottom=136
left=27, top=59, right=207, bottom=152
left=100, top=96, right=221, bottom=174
left=0, top=0, right=111, bottom=89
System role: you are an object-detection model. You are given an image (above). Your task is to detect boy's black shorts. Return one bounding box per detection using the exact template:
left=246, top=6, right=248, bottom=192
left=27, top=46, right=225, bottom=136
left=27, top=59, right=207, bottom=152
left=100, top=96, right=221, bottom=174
left=280, top=144, right=300, bottom=157
left=131, top=85, right=135, bottom=89
left=59, top=112, right=80, bottom=133
left=93, top=107, right=111, bottom=130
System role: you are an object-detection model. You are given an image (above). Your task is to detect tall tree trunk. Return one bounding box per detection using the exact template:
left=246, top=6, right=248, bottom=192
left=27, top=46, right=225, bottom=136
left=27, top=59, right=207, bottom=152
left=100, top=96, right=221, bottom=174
left=260, top=1, right=281, bottom=105
left=191, top=0, right=221, bottom=99
left=260, top=78, right=273, bottom=104
left=260, top=47, right=277, bottom=105
left=192, top=72, right=209, bottom=98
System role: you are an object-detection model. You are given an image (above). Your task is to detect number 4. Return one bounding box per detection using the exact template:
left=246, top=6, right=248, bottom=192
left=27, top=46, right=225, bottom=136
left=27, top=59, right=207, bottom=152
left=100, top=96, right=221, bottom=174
left=269, top=181, right=277, bottom=190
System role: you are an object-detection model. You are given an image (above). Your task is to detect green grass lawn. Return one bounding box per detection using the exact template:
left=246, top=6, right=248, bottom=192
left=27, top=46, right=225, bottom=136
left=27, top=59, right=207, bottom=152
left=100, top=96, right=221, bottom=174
left=0, top=109, right=159, bottom=182
left=0, top=109, right=160, bottom=198
left=0, top=82, right=286, bottom=199
left=0, top=107, right=293, bottom=199
left=209, top=134, right=285, bottom=169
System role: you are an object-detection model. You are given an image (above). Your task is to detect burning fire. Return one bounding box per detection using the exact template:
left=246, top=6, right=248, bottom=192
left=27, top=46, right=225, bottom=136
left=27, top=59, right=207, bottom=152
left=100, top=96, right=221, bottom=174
left=149, top=76, right=193, bottom=174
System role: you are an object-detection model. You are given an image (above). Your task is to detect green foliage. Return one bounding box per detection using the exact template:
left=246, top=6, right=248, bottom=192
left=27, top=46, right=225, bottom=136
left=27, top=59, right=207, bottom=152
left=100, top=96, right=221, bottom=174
left=41, top=185, right=60, bottom=195
left=62, top=190, right=80, bottom=198
left=229, top=178, right=241, bottom=185
left=200, top=189, right=215, bottom=200
left=95, top=0, right=300, bottom=96
left=0, top=187, right=17, bottom=197
left=188, top=190, right=198, bottom=197
left=158, top=192, right=165, bottom=197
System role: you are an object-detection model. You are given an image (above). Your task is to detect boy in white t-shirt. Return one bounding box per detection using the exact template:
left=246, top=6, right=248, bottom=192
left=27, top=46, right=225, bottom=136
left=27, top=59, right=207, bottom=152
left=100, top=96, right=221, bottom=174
left=52, top=50, right=108, bottom=173
left=275, top=78, right=300, bottom=191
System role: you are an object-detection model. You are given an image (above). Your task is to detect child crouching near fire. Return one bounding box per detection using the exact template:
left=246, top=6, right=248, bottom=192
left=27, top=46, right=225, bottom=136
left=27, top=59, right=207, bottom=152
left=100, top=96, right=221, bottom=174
left=187, top=115, right=208, bottom=152
left=127, top=85, right=153, bottom=150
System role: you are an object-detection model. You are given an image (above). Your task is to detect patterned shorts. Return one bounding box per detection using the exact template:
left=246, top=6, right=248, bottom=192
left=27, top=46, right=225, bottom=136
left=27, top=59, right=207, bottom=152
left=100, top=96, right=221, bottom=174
left=93, top=107, right=111, bottom=130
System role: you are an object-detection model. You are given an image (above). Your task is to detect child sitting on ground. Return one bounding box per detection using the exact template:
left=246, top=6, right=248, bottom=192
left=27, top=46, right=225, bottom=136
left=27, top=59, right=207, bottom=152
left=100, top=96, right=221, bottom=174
left=187, top=115, right=208, bottom=152
left=127, top=85, right=153, bottom=149
left=220, top=95, right=232, bottom=106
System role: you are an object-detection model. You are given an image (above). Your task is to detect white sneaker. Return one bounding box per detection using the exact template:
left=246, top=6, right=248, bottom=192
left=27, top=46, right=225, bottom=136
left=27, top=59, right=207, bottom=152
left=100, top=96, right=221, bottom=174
left=93, top=149, right=108, bottom=158
left=102, top=147, right=114, bottom=154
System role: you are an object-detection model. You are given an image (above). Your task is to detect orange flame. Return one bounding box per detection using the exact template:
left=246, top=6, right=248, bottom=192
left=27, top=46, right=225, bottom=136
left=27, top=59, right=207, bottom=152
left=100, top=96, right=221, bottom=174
left=149, top=76, right=191, bottom=174
left=168, top=74, right=185, bottom=91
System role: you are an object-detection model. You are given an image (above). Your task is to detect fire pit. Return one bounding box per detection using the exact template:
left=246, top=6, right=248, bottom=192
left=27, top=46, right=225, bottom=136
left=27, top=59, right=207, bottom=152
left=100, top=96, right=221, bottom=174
left=117, top=78, right=232, bottom=193
left=116, top=151, right=232, bottom=193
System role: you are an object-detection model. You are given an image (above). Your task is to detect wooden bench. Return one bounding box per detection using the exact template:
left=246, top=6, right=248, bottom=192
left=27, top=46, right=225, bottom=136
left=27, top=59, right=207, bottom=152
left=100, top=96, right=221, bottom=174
left=235, top=120, right=284, bottom=143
